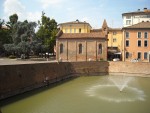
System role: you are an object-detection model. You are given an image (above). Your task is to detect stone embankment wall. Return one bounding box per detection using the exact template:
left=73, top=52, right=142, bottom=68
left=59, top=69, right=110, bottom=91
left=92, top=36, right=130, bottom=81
left=1, top=61, right=150, bottom=100
left=0, top=62, right=74, bottom=100
left=109, top=62, right=150, bottom=76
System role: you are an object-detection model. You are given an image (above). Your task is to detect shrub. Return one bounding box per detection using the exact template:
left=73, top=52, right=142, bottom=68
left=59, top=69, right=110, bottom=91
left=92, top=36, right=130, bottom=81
left=9, top=55, right=16, bottom=59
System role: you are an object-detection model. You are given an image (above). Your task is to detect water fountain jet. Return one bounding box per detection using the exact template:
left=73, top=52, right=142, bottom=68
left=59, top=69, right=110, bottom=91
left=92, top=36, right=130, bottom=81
left=85, top=75, right=146, bottom=103
left=108, top=75, right=132, bottom=92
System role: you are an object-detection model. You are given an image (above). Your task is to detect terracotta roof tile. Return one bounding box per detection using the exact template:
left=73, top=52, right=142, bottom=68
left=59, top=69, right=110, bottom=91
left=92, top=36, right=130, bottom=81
left=122, top=10, right=150, bottom=16
left=91, top=28, right=122, bottom=33
left=123, top=21, right=150, bottom=29
left=58, top=20, right=92, bottom=28
left=58, top=32, right=106, bottom=39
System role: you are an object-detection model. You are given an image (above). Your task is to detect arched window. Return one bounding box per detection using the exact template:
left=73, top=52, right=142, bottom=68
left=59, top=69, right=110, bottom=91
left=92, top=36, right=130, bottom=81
left=79, top=44, right=82, bottom=54
left=60, top=43, right=63, bottom=54
left=98, top=44, right=102, bottom=54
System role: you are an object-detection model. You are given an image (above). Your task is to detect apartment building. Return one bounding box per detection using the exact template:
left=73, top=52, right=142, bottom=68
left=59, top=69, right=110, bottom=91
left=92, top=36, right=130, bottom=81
left=122, top=21, right=150, bottom=62
left=122, top=8, right=150, bottom=27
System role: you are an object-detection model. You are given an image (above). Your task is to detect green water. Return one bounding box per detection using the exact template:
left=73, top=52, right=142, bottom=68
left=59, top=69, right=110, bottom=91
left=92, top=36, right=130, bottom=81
left=1, top=75, right=150, bottom=113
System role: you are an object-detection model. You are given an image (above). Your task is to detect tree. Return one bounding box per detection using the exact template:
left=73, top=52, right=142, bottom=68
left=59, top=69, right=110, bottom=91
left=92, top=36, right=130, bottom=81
left=36, top=11, right=58, bottom=53
left=3, top=14, right=37, bottom=58
left=7, top=13, right=18, bottom=28
left=0, top=19, right=4, bottom=29
left=0, top=19, right=12, bottom=55
left=3, top=44, right=15, bottom=55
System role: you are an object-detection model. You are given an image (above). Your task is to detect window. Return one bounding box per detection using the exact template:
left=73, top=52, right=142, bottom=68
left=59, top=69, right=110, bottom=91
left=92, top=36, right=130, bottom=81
left=137, top=52, right=141, bottom=59
left=144, top=52, right=148, bottom=59
left=79, top=28, right=81, bottom=33
left=113, top=38, right=117, bottom=42
left=144, top=32, right=148, bottom=38
left=60, top=43, right=63, bottom=54
left=79, top=44, right=82, bottom=54
left=126, top=52, right=129, bottom=59
left=126, top=16, right=131, bottom=19
left=138, top=32, right=142, bottom=38
left=144, top=40, right=148, bottom=47
left=65, top=29, right=68, bottom=33
left=113, top=32, right=117, bottom=35
left=126, top=20, right=131, bottom=25
left=138, top=40, right=141, bottom=47
left=74, top=28, right=76, bottom=33
left=70, top=28, right=72, bottom=33
left=126, top=40, right=129, bottom=47
left=98, top=44, right=102, bottom=54
left=125, top=32, right=129, bottom=38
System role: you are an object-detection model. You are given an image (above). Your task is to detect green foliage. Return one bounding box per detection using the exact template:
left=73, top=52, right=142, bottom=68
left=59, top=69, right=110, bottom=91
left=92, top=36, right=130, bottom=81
left=17, top=42, right=30, bottom=54
left=36, top=11, right=58, bottom=53
left=0, top=19, right=4, bottom=29
left=3, top=44, right=15, bottom=55
left=2, top=12, right=57, bottom=58
left=0, top=19, right=12, bottom=55
left=0, top=28, right=12, bottom=44
left=9, top=55, right=16, bottom=59
left=11, top=21, right=37, bottom=45
left=7, top=13, right=18, bottom=28
left=2, top=14, right=37, bottom=58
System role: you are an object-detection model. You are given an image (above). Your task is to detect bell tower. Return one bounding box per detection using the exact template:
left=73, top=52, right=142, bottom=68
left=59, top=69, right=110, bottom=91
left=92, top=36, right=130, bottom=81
left=102, top=19, right=109, bottom=36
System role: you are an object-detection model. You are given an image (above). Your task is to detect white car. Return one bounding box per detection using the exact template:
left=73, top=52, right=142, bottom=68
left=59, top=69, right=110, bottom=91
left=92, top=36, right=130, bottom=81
left=113, top=58, right=120, bottom=61
left=131, top=59, right=139, bottom=62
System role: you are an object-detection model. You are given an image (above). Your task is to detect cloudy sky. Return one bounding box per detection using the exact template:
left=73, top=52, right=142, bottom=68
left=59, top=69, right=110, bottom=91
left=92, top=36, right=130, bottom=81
left=0, top=0, right=150, bottom=28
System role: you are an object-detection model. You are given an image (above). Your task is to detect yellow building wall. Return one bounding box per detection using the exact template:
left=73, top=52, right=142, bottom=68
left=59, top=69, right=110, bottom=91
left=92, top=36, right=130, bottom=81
left=60, top=24, right=91, bottom=33
left=108, top=30, right=123, bottom=51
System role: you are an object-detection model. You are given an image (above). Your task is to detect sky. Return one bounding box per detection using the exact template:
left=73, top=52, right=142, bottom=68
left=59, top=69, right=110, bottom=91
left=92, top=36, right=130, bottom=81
left=0, top=0, right=150, bottom=29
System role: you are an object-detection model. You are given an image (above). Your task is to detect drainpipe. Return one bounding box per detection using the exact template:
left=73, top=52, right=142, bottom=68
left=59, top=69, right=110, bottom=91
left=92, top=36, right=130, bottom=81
left=123, top=30, right=125, bottom=61
left=148, top=51, right=150, bottom=62
left=67, top=40, right=68, bottom=61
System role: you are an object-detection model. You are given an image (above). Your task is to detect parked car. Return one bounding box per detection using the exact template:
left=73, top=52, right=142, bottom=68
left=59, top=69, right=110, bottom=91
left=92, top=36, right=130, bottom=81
left=113, top=58, right=120, bottom=61
left=131, top=59, right=139, bottom=62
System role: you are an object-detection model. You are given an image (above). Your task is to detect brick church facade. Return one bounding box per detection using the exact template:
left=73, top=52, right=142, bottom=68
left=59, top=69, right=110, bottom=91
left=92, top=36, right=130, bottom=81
left=56, top=20, right=108, bottom=61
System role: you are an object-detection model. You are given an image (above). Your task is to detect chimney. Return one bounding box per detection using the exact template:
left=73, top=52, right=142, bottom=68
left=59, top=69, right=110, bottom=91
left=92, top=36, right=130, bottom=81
left=76, top=19, right=79, bottom=22
left=144, top=8, right=147, bottom=11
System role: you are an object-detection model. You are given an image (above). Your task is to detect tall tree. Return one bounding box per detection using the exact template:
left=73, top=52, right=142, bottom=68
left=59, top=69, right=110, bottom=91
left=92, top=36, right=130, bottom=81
left=36, top=11, right=58, bottom=53
left=8, top=13, right=18, bottom=27
left=3, top=14, right=37, bottom=58
left=11, top=20, right=37, bottom=45
left=0, top=19, right=12, bottom=55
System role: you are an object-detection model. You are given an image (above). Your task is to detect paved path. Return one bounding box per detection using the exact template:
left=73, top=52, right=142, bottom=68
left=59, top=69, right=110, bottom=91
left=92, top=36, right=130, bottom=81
left=0, top=58, right=57, bottom=65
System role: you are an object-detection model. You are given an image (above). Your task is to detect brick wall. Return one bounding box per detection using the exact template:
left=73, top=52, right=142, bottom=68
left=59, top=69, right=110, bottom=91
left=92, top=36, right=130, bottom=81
left=0, top=62, right=74, bottom=100
left=57, top=39, right=107, bottom=61
left=109, top=62, right=150, bottom=76
left=1, top=61, right=150, bottom=100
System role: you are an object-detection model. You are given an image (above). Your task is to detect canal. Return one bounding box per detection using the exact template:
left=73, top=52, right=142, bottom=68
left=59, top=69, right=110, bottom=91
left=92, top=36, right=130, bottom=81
left=1, top=75, right=150, bottom=113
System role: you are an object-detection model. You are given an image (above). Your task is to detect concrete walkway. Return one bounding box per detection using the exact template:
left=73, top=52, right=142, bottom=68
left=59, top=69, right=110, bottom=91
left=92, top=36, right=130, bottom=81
left=0, top=58, right=57, bottom=65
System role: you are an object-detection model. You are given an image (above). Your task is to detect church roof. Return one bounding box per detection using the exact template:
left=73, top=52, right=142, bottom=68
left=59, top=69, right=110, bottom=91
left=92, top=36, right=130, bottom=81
left=56, top=30, right=106, bottom=39
left=91, top=28, right=122, bottom=32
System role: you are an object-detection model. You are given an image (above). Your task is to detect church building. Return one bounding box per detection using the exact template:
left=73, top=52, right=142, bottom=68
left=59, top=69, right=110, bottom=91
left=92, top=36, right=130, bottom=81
left=56, top=19, right=108, bottom=61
